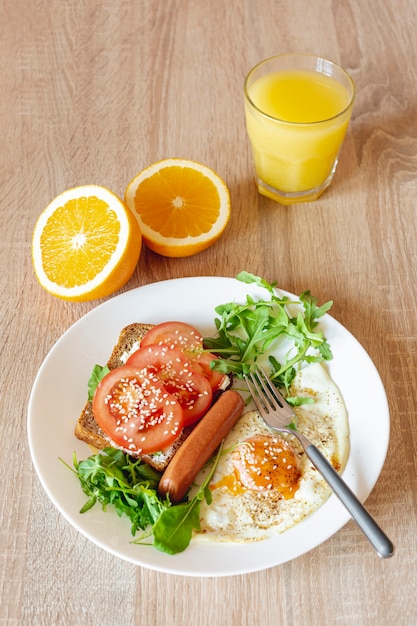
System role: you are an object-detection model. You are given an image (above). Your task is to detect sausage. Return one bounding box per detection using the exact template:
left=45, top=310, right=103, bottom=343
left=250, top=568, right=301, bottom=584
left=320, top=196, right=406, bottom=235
left=158, top=389, right=245, bottom=503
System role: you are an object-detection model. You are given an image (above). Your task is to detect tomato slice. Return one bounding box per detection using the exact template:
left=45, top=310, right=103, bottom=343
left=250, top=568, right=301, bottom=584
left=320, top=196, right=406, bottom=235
left=140, top=321, right=204, bottom=353
left=92, top=366, right=184, bottom=455
left=185, top=351, right=227, bottom=392
left=126, top=344, right=213, bottom=426
left=140, top=321, right=227, bottom=392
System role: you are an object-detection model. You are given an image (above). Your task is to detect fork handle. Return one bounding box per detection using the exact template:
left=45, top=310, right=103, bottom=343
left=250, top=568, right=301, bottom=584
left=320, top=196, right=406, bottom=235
left=305, top=444, right=394, bottom=558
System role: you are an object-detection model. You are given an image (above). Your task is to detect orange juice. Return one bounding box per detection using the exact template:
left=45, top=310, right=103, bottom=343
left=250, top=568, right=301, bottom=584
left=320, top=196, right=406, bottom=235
left=251, top=70, right=349, bottom=123
left=244, top=56, right=355, bottom=204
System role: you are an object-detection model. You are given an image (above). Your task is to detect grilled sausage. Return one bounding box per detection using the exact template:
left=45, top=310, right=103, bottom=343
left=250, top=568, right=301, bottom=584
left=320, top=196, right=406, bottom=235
left=158, top=390, right=245, bottom=503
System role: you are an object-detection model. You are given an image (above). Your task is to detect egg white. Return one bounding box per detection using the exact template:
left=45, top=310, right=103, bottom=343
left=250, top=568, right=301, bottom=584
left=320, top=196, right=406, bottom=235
left=197, top=363, right=350, bottom=542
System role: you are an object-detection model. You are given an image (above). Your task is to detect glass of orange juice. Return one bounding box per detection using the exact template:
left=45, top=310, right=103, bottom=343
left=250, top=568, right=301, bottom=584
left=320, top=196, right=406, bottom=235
left=244, top=54, right=355, bottom=205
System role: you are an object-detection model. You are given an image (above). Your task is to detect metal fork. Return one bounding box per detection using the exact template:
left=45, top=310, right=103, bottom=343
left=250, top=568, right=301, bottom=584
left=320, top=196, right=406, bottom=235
left=245, top=368, right=394, bottom=558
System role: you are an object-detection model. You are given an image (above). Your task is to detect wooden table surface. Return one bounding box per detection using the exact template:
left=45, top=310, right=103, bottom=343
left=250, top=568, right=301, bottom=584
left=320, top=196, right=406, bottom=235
left=2, top=0, right=416, bottom=624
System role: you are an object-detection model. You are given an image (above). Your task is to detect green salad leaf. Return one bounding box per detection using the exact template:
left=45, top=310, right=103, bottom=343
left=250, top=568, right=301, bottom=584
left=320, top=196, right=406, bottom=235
left=60, top=448, right=169, bottom=535
left=87, top=364, right=110, bottom=401
left=204, top=272, right=333, bottom=397
left=61, top=444, right=223, bottom=555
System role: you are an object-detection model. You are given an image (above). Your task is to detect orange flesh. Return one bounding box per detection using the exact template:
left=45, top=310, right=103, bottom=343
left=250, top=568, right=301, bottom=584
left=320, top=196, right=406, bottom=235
left=133, top=166, right=221, bottom=238
left=40, top=196, right=120, bottom=287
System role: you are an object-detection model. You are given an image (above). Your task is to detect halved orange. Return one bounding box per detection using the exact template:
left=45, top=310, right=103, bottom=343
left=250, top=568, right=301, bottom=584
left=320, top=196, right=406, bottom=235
left=32, top=185, right=142, bottom=302
left=124, top=159, right=231, bottom=257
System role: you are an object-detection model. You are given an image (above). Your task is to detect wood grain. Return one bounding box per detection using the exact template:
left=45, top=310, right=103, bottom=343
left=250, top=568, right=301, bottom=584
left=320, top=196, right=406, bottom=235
left=1, top=0, right=416, bottom=624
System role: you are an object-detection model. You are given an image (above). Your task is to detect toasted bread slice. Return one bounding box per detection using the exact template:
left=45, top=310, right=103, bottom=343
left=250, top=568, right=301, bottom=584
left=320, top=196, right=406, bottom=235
left=74, top=322, right=190, bottom=471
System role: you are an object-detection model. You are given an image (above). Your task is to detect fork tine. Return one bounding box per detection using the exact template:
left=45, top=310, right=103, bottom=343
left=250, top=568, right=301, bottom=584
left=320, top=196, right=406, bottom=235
left=245, top=368, right=282, bottom=413
left=258, top=367, right=287, bottom=409
left=256, top=368, right=284, bottom=410
left=244, top=367, right=295, bottom=423
left=244, top=372, right=265, bottom=414
left=257, top=368, right=295, bottom=421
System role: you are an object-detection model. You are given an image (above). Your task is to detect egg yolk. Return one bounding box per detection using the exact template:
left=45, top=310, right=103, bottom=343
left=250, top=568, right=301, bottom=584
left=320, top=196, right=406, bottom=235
left=212, top=435, right=301, bottom=499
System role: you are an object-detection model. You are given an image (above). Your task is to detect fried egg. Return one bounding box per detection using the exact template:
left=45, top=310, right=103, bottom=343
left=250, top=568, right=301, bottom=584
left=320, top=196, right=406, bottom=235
left=197, top=362, right=350, bottom=542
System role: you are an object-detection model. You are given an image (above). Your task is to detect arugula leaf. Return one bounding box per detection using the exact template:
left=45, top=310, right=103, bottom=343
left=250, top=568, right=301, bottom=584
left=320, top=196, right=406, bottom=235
left=60, top=448, right=169, bottom=535
left=300, top=290, right=333, bottom=327
left=204, top=272, right=333, bottom=394
left=61, top=445, right=223, bottom=555
left=87, top=364, right=110, bottom=401
left=148, top=444, right=223, bottom=555
left=235, top=270, right=277, bottom=294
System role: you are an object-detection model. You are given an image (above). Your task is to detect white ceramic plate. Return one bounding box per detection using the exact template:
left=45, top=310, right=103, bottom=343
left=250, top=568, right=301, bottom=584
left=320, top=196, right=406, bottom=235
left=27, top=277, right=390, bottom=577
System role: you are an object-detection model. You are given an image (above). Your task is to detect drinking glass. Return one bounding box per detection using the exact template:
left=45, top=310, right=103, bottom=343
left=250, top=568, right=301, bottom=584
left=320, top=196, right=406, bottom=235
left=244, top=54, right=355, bottom=205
